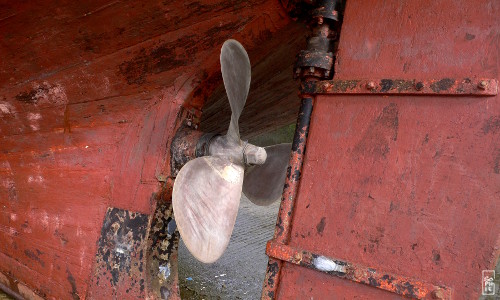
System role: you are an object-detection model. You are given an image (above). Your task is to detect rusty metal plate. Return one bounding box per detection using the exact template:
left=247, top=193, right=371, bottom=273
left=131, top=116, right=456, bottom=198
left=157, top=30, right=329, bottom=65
left=270, top=0, right=500, bottom=299
left=88, top=207, right=149, bottom=299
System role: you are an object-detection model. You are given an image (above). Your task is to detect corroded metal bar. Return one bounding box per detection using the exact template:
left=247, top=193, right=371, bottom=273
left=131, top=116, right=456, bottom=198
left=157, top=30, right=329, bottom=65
left=262, top=0, right=342, bottom=298
left=261, top=96, right=314, bottom=299
left=266, top=241, right=452, bottom=300
left=301, top=78, right=499, bottom=96
left=273, top=96, right=313, bottom=244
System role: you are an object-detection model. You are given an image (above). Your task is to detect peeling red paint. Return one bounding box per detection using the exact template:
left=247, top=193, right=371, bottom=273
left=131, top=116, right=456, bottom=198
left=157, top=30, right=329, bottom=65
left=0, top=0, right=303, bottom=298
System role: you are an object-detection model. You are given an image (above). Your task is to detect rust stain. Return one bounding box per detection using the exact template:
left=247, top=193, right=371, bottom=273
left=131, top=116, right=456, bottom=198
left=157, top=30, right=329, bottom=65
left=118, top=21, right=241, bottom=85
left=316, top=217, right=326, bottom=235
left=429, top=78, right=455, bottom=93
left=353, top=103, right=399, bottom=160
left=482, top=115, right=500, bottom=135
left=15, top=86, right=50, bottom=104
left=66, top=268, right=80, bottom=300
left=24, top=249, right=45, bottom=267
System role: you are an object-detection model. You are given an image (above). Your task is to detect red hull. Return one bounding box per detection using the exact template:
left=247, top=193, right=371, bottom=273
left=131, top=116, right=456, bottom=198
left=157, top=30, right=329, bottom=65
left=0, top=1, right=306, bottom=299
left=1, top=0, right=499, bottom=299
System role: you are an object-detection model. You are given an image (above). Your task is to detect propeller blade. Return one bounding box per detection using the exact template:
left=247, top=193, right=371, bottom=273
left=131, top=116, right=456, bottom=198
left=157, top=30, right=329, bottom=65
left=172, top=156, right=244, bottom=263
left=220, top=39, right=251, bottom=142
left=242, top=143, right=291, bottom=206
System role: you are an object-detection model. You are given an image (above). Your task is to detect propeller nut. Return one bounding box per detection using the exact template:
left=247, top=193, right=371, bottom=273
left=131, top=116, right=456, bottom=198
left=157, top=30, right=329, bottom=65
left=244, top=144, right=267, bottom=165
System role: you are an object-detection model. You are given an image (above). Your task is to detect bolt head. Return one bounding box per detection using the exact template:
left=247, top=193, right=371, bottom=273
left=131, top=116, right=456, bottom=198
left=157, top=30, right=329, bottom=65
left=478, top=80, right=488, bottom=89
left=366, top=81, right=376, bottom=90
left=431, top=289, right=444, bottom=299
left=415, top=82, right=424, bottom=91
left=293, top=252, right=302, bottom=262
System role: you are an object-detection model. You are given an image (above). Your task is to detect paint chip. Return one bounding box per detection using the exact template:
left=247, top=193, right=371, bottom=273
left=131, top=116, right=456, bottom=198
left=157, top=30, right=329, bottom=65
left=313, top=256, right=346, bottom=273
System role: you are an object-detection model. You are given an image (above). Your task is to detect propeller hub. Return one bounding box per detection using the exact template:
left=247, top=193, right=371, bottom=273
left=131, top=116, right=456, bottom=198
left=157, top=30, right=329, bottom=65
left=208, top=135, right=267, bottom=166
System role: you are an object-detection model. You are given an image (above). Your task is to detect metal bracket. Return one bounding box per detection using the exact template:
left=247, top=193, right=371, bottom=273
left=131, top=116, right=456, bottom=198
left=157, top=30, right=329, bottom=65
left=266, top=240, right=451, bottom=299
left=293, top=0, right=342, bottom=80
left=301, top=78, right=498, bottom=96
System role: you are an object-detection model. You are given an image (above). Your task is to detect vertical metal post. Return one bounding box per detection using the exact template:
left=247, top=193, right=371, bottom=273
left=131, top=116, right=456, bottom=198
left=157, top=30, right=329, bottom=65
left=261, top=95, right=314, bottom=299
left=261, top=1, right=344, bottom=298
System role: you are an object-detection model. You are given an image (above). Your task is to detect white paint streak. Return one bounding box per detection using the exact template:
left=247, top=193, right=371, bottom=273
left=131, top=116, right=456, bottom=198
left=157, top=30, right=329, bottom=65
left=0, top=161, right=11, bottom=169
left=30, top=124, right=40, bottom=131
left=28, top=175, right=44, bottom=183
left=2, top=178, right=15, bottom=188
left=27, top=113, right=41, bottom=131
left=0, top=102, right=15, bottom=115
left=27, top=112, right=42, bottom=120
left=41, top=211, right=49, bottom=228
left=0, top=104, right=10, bottom=114
left=54, top=216, right=61, bottom=230
left=103, top=76, right=110, bottom=93
left=159, top=264, right=171, bottom=279
left=77, top=225, right=83, bottom=237
left=29, top=82, right=69, bottom=107
left=80, top=248, right=86, bottom=268
left=313, top=256, right=347, bottom=273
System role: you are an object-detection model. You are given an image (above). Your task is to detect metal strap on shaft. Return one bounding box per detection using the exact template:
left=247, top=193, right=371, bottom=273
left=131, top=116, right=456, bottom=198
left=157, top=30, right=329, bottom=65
left=242, top=140, right=249, bottom=165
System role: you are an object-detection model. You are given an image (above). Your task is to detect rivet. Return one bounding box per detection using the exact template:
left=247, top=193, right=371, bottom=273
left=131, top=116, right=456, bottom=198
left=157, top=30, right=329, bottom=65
left=366, top=81, right=376, bottom=90
left=478, top=80, right=488, bottom=90
left=431, top=289, right=444, bottom=299
left=415, top=82, right=424, bottom=91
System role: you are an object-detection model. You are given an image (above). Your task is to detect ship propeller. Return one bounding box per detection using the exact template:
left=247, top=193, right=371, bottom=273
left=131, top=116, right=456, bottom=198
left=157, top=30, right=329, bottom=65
left=172, top=40, right=290, bottom=263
